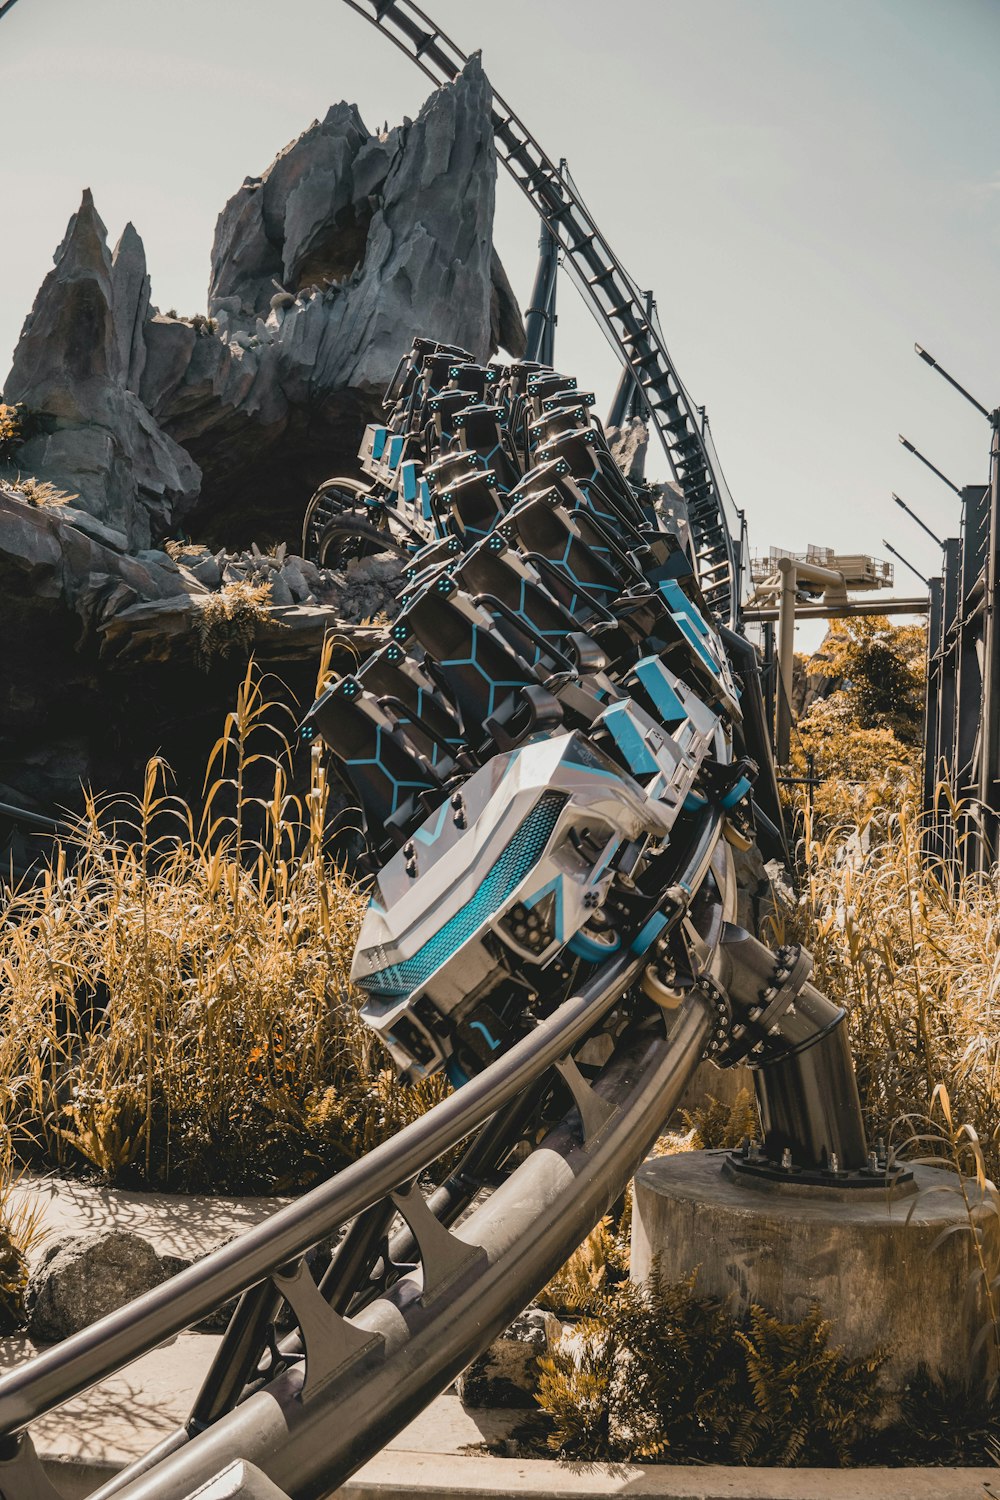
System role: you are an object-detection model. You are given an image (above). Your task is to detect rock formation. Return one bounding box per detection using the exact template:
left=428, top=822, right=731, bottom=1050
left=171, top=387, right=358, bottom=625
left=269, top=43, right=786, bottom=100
left=4, top=195, right=200, bottom=550
left=0, top=58, right=523, bottom=852
left=26, top=1230, right=170, bottom=1342
left=3, top=55, right=523, bottom=550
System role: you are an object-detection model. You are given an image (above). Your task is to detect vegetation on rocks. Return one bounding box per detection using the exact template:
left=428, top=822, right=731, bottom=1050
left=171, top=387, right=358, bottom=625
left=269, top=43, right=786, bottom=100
left=194, top=579, right=279, bottom=669
left=0, top=402, right=23, bottom=461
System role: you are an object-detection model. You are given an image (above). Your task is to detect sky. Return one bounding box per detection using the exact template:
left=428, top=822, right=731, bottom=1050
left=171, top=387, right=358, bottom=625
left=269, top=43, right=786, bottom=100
left=0, top=0, right=997, bottom=648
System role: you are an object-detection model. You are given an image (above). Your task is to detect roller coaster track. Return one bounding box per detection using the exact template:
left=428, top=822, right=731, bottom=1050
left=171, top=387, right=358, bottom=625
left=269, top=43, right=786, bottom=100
left=0, top=13, right=848, bottom=1500
left=0, top=876, right=716, bottom=1500
left=340, top=0, right=741, bottom=627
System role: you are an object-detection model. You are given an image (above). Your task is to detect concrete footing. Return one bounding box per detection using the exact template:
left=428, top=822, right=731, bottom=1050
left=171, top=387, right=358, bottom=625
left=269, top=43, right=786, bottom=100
left=631, top=1150, right=1000, bottom=1392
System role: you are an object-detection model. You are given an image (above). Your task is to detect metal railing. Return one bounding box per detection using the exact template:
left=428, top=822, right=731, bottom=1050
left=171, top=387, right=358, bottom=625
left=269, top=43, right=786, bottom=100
left=338, top=0, right=739, bottom=626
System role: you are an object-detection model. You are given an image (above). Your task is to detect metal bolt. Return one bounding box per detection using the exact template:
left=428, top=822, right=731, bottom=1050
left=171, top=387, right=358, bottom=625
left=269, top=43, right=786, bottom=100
left=781, top=1147, right=793, bottom=1171
left=867, top=1152, right=879, bottom=1173
left=830, top=1152, right=840, bottom=1175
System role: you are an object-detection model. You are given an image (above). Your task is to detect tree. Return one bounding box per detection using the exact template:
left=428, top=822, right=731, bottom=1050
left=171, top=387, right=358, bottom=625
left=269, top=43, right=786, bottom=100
left=805, top=617, right=925, bottom=744
left=788, top=618, right=926, bottom=830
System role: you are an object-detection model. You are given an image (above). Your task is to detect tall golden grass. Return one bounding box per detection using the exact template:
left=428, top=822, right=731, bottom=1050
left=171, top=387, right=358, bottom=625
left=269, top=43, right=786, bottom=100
left=770, top=798, right=1000, bottom=1182
left=0, top=651, right=442, bottom=1194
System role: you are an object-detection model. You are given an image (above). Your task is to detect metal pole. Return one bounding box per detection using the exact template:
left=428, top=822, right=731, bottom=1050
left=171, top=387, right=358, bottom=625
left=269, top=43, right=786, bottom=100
left=978, top=411, right=1000, bottom=865
left=776, top=557, right=797, bottom=764
left=762, top=619, right=777, bottom=747
left=523, top=219, right=559, bottom=365
left=881, top=539, right=929, bottom=587
left=891, top=492, right=944, bottom=548
left=899, top=436, right=963, bottom=497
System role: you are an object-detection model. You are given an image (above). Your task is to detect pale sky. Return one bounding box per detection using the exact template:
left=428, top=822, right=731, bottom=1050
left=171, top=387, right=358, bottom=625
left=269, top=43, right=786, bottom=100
left=1, top=0, right=997, bottom=639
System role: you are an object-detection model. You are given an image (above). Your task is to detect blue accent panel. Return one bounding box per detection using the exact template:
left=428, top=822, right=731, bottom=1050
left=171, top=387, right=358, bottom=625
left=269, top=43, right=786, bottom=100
left=721, top=775, right=752, bottom=810
left=630, top=910, right=669, bottom=955
left=602, top=702, right=659, bottom=776
left=401, top=461, right=419, bottom=503
left=656, top=585, right=719, bottom=681
left=358, top=792, right=567, bottom=998
left=470, top=1020, right=502, bottom=1051
left=590, top=837, right=620, bottom=883
left=413, top=801, right=451, bottom=845
left=524, top=874, right=567, bottom=942
left=371, top=426, right=388, bottom=461
left=674, top=613, right=720, bottom=675
left=387, top=434, right=405, bottom=469
left=657, top=581, right=720, bottom=675
left=634, top=657, right=687, bottom=724
left=445, top=1058, right=470, bottom=1089
left=568, top=927, right=622, bottom=961
left=420, top=478, right=433, bottom=520
left=659, top=579, right=709, bottom=636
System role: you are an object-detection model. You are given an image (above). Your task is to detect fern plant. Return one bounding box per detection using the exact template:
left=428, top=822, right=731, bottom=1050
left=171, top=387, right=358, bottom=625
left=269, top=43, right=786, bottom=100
left=682, top=1086, right=759, bottom=1150
left=732, top=1304, right=884, bottom=1465
left=535, top=1268, right=887, bottom=1466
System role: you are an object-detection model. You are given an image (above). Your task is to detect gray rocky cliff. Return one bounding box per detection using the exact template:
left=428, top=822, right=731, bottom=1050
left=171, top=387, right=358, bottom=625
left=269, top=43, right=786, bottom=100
left=2, top=56, right=524, bottom=550
left=4, top=193, right=200, bottom=549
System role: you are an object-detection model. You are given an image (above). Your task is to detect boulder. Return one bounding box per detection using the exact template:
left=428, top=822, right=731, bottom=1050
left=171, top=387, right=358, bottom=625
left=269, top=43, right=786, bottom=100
left=456, top=1308, right=561, bottom=1408
left=26, top=1229, right=168, bottom=1342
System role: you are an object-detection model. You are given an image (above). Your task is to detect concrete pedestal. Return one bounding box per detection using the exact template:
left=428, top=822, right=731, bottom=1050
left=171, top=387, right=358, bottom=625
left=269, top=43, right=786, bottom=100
left=631, top=1150, right=1000, bottom=1392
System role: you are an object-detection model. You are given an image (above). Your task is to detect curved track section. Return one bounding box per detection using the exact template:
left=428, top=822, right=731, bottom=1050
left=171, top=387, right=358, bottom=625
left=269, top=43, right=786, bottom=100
left=338, top=0, right=740, bottom=625
left=0, top=332, right=764, bottom=1500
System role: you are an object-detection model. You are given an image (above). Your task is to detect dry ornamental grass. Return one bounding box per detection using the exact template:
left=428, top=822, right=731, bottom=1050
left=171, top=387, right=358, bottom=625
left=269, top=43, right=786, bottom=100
left=0, top=652, right=443, bottom=1195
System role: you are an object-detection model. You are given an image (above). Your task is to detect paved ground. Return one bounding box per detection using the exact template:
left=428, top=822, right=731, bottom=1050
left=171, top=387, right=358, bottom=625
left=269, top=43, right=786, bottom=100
left=9, top=1174, right=291, bottom=1264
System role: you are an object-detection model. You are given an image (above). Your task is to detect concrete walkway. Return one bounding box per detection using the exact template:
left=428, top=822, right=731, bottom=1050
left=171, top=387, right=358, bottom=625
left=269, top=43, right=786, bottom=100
left=9, top=1174, right=291, bottom=1264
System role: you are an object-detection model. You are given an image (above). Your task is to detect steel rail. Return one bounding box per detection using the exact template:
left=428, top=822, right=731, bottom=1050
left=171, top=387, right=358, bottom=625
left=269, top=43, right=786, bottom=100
left=0, top=802, right=721, bottom=1500
left=0, top=922, right=661, bottom=1440
left=92, top=997, right=712, bottom=1500
left=338, top=0, right=738, bottom=625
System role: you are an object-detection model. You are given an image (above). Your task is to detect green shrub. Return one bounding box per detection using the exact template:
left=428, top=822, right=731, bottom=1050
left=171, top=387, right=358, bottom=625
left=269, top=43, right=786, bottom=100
left=536, top=1269, right=885, bottom=1466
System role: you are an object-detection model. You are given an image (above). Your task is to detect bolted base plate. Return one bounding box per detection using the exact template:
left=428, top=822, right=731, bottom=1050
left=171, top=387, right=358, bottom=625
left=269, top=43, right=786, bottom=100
left=722, top=1149, right=915, bottom=1199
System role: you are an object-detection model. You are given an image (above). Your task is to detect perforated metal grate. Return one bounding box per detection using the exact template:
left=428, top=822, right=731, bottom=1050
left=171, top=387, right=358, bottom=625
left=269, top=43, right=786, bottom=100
left=359, top=791, right=568, bottom=998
